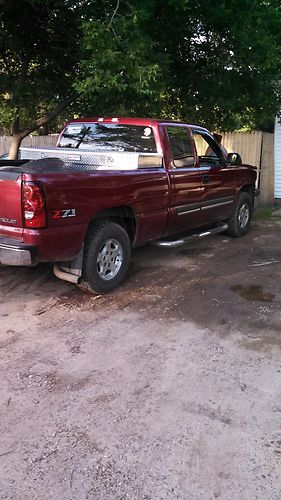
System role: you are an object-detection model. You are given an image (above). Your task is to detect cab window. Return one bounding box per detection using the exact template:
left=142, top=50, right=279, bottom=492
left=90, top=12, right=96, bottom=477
left=166, top=126, right=194, bottom=167
left=59, top=123, right=157, bottom=153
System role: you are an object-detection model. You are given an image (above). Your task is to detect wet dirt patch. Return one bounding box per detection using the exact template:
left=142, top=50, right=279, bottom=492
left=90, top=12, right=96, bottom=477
left=231, top=285, right=275, bottom=302
left=177, top=246, right=212, bottom=257
left=240, top=334, right=281, bottom=352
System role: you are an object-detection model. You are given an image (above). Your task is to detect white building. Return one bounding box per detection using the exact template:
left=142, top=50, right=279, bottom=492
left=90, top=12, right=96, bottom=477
left=274, top=116, right=281, bottom=201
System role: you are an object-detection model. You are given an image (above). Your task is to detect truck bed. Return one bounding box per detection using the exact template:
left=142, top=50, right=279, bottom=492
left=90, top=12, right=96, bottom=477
left=0, top=157, right=65, bottom=174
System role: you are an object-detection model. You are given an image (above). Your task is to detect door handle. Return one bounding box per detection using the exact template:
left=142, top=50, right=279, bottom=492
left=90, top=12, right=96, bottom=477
left=202, top=174, right=209, bottom=184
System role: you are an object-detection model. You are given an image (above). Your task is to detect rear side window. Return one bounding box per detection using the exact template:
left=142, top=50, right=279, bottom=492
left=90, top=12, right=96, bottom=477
left=166, top=126, right=194, bottom=167
left=58, top=123, right=157, bottom=153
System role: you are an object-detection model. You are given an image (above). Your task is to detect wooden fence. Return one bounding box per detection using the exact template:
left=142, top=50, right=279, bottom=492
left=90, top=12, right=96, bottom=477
left=222, top=131, right=274, bottom=206
left=0, top=135, right=58, bottom=156
left=0, top=131, right=274, bottom=206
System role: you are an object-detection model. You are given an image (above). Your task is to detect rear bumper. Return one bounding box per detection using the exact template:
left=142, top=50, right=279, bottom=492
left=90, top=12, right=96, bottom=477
left=0, top=237, right=38, bottom=266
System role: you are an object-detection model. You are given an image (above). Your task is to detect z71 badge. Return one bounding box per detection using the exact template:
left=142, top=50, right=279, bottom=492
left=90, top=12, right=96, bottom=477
left=52, top=209, right=76, bottom=219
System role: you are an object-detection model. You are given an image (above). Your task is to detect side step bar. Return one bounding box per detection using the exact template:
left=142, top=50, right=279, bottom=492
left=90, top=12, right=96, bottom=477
left=151, top=223, right=229, bottom=248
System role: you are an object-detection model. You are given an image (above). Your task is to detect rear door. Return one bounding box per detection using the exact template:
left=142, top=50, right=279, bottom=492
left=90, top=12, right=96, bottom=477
left=192, top=129, right=235, bottom=223
left=0, top=171, right=23, bottom=240
left=163, top=125, right=205, bottom=235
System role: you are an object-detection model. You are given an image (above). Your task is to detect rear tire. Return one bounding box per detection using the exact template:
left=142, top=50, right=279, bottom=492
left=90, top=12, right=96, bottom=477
left=80, top=220, right=131, bottom=294
left=226, top=192, right=253, bottom=237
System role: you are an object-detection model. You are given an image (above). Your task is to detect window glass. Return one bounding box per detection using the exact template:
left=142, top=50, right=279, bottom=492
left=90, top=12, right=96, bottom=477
left=166, top=126, right=194, bottom=167
left=59, top=123, right=157, bottom=153
left=192, top=130, right=224, bottom=166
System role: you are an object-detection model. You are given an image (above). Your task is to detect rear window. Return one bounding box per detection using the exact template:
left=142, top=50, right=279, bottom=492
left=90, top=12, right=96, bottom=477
left=58, top=123, right=157, bottom=153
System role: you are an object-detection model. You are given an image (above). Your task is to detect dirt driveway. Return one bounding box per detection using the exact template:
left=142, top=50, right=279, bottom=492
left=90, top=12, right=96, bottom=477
left=0, top=220, right=281, bottom=500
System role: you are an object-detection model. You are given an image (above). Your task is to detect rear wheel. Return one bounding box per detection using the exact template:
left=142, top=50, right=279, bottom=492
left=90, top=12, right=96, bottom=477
left=80, top=220, right=131, bottom=294
left=226, top=192, right=253, bottom=237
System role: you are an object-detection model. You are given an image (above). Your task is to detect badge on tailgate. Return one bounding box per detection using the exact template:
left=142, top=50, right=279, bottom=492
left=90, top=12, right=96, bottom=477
left=52, top=209, right=76, bottom=219
left=0, top=217, right=17, bottom=224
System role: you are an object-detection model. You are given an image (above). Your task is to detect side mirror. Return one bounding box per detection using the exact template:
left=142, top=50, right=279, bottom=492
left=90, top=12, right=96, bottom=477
left=227, top=152, right=242, bottom=166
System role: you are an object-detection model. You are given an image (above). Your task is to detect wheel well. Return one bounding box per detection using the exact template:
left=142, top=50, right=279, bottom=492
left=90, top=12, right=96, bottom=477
left=87, top=206, right=136, bottom=242
left=240, top=184, right=255, bottom=203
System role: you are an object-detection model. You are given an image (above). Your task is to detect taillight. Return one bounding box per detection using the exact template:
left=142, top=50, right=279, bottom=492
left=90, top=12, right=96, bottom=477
left=22, top=182, right=47, bottom=228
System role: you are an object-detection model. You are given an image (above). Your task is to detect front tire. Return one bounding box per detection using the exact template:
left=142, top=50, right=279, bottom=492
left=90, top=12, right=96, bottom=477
left=226, top=192, right=253, bottom=237
left=80, top=220, right=131, bottom=294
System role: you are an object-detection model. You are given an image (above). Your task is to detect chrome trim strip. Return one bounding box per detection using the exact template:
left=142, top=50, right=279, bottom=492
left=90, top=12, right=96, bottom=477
left=178, top=208, right=201, bottom=215
left=174, top=167, right=210, bottom=172
left=175, top=196, right=234, bottom=216
left=201, top=200, right=234, bottom=210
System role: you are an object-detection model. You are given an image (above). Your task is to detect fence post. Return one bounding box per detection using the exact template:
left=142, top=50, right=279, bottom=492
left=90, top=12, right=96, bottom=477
left=259, top=133, right=275, bottom=206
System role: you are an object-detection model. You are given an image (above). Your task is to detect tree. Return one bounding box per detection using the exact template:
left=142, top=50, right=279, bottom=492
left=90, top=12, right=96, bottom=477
left=0, top=0, right=168, bottom=158
left=74, top=0, right=281, bottom=131
left=145, top=0, right=281, bottom=131
left=72, top=1, right=168, bottom=117
left=1, top=0, right=281, bottom=159
left=0, top=0, right=80, bottom=158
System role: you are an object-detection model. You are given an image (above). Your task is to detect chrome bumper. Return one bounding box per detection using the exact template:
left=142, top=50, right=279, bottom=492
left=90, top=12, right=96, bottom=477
left=0, top=237, right=37, bottom=266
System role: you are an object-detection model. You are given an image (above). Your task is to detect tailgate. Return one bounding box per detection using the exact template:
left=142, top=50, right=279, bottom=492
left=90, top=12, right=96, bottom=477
left=0, top=171, right=23, bottom=241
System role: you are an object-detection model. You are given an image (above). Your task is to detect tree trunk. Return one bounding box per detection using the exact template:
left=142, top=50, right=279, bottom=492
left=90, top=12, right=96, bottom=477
left=8, top=134, right=23, bottom=160
left=8, top=96, right=75, bottom=159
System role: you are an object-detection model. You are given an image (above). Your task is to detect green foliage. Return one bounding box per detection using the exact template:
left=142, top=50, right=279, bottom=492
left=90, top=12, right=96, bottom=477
left=73, top=2, right=168, bottom=116
left=0, top=0, right=80, bottom=134
left=1, top=0, right=281, bottom=140
left=72, top=0, right=281, bottom=130
left=254, top=206, right=280, bottom=220
left=146, top=0, right=281, bottom=130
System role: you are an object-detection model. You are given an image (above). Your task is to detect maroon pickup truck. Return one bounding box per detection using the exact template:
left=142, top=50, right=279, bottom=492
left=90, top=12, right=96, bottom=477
left=0, top=117, right=258, bottom=293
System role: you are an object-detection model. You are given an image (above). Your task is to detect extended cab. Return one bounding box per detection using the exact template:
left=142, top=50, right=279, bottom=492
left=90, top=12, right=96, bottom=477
left=0, top=117, right=258, bottom=293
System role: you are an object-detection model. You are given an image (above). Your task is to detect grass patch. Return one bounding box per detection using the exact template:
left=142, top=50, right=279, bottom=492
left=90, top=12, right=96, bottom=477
left=254, top=206, right=280, bottom=220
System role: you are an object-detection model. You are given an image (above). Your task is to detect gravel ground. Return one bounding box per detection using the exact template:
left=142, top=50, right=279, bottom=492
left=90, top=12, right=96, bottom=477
left=0, top=220, right=281, bottom=500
